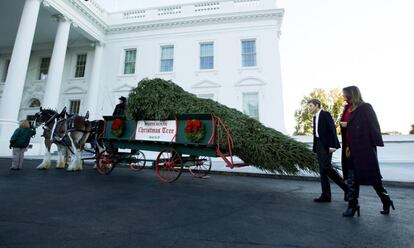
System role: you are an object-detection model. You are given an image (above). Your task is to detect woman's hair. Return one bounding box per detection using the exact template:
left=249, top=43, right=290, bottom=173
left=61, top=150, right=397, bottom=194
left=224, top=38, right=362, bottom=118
left=19, top=120, right=30, bottom=128
left=342, top=86, right=364, bottom=109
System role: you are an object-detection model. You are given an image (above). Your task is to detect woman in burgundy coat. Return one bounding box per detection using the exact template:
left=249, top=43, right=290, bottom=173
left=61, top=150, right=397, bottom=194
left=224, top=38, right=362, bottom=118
left=341, top=86, right=395, bottom=217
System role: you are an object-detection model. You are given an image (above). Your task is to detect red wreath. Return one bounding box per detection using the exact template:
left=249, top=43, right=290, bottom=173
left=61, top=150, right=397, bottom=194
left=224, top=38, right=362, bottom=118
left=184, top=119, right=205, bottom=143
left=111, top=118, right=124, bottom=137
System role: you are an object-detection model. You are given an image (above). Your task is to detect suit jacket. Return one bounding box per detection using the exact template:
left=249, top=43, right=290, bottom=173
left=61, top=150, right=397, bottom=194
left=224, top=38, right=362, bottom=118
left=313, top=110, right=340, bottom=152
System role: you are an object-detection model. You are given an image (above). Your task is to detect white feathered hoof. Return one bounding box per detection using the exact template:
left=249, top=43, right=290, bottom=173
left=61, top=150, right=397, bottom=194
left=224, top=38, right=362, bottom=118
left=56, top=160, right=66, bottom=169
left=36, top=160, right=51, bottom=170
left=67, top=159, right=83, bottom=171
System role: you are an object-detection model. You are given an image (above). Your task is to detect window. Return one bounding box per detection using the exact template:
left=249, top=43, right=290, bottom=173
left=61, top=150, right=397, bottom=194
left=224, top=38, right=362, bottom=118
left=243, top=92, right=259, bottom=120
left=29, top=99, right=41, bottom=108
left=124, top=49, right=136, bottom=74
left=1, top=59, right=10, bottom=82
left=197, top=93, right=215, bottom=100
left=74, top=54, right=87, bottom=78
left=38, top=57, right=50, bottom=80
left=69, top=100, right=81, bottom=114
left=160, top=45, right=174, bottom=72
left=200, top=42, right=214, bottom=70
left=241, top=40, right=256, bottom=67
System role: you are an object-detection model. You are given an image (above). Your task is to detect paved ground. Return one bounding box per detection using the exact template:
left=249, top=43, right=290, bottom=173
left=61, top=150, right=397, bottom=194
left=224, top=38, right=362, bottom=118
left=0, top=158, right=413, bottom=248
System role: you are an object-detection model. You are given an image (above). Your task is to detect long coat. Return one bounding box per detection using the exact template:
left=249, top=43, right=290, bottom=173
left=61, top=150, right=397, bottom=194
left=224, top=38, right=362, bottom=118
left=340, top=104, right=351, bottom=179
left=113, top=102, right=126, bottom=116
left=348, top=102, right=384, bottom=185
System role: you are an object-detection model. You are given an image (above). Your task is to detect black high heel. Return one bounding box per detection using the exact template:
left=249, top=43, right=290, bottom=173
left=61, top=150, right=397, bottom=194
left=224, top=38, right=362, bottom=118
left=342, top=206, right=360, bottom=217
left=380, top=200, right=395, bottom=215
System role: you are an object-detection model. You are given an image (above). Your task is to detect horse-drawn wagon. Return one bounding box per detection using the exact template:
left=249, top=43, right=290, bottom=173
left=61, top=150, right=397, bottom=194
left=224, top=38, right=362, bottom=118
left=96, top=114, right=246, bottom=183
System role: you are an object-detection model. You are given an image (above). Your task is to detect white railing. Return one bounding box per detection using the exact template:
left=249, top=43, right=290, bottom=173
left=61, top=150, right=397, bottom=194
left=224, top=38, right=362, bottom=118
left=195, top=2, right=221, bottom=12
left=157, top=6, right=182, bottom=16
left=107, top=0, right=277, bottom=24
left=123, top=9, right=146, bottom=20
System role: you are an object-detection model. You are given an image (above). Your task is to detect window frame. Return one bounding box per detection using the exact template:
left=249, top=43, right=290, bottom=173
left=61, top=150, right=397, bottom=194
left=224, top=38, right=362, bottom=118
left=68, top=99, right=81, bottom=114
left=241, top=39, right=257, bottom=67
left=160, top=45, right=175, bottom=73
left=199, top=42, right=214, bottom=70
left=242, top=91, right=260, bottom=120
left=38, top=57, right=51, bottom=80
left=74, top=53, right=87, bottom=78
left=123, top=48, right=137, bottom=75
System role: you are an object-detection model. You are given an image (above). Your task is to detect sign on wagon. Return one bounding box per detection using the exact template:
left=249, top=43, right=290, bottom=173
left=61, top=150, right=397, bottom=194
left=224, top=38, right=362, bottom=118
left=135, top=120, right=177, bottom=142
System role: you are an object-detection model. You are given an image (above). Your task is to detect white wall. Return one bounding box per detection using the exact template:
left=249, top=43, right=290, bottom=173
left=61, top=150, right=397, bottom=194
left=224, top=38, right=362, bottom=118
left=101, top=20, right=285, bottom=131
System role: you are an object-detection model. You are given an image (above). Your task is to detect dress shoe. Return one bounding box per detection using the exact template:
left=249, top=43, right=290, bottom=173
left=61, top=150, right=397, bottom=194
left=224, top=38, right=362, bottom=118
left=10, top=167, right=19, bottom=170
left=313, top=196, right=331, bottom=203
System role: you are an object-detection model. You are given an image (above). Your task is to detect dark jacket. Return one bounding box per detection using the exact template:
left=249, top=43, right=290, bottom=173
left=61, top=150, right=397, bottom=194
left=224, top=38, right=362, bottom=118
left=348, top=102, right=384, bottom=185
left=313, top=110, right=341, bottom=152
left=113, top=102, right=126, bottom=116
left=10, top=127, right=36, bottom=148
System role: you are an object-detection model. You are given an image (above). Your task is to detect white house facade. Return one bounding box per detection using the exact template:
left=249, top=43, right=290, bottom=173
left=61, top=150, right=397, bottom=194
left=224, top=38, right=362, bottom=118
left=0, top=0, right=285, bottom=156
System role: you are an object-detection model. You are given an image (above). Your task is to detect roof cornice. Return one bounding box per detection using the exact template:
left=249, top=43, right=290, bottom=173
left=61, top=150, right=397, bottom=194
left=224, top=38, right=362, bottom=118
left=107, top=9, right=284, bottom=34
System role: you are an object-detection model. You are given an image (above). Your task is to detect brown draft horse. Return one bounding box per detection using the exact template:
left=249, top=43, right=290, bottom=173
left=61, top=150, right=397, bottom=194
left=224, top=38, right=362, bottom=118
left=33, top=107, right=70, bottom=169
left=65, top=111, right=92, bottom=171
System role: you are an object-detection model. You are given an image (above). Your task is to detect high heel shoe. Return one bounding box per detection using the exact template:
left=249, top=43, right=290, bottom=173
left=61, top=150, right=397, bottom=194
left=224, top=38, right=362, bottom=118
left=380, top=200, right=395, bottom=215
left=342, top=206, right=360, bottom=217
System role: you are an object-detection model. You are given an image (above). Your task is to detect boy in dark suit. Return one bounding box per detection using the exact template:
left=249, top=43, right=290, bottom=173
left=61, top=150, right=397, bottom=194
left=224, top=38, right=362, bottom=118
left=308, top=99, right=348, bottom=202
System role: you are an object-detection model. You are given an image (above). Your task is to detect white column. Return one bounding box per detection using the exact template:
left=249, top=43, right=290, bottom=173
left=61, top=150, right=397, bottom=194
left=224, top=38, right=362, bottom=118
left=0, top=0, right=42, bottom=156
left=85, top=43, right=104, bottom=120
left=42, top=15, right=71, bottom=109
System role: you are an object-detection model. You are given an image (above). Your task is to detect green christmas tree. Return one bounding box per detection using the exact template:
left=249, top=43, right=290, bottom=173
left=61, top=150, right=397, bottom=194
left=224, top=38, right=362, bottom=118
left=127, top=78, right=318, bottom=175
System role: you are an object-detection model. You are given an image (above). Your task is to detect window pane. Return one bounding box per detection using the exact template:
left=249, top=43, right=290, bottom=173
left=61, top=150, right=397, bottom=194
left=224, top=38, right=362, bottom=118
left=243, top=92, right=259, bottom=120
left=38, top=57, right=50, bottom=80
left=241, top=40, right=257, bottom=67
left=160, top=46, right=174, bottom=72
left=124, top=49, right=137, bottom=74
left=1, top=59, right=10, bottom=82
left=75, top=54, right=87, bottom=78
left=197, top=93, right=215, bottom=100
left=200, top=43, right=214, bottom=69
left=69, top=100, right=81, bottom=114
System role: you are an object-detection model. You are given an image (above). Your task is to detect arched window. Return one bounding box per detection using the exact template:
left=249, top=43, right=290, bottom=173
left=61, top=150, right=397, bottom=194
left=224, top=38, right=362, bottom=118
left=29, top=99, right=41, bottom=108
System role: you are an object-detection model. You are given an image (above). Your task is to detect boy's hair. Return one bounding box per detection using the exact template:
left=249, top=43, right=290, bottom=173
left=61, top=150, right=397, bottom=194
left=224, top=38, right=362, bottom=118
left=307, top=99, right=321, bottom=108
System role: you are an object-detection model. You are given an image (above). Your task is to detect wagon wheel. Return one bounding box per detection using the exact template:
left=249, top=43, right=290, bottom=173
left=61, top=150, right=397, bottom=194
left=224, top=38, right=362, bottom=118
left=188, top=156, right=212, bottom=178
left=96, top=150, right=116, bottom=175
left=129, top=150, right=146, bottom=171
left=155, top=148, right=183, bottom=183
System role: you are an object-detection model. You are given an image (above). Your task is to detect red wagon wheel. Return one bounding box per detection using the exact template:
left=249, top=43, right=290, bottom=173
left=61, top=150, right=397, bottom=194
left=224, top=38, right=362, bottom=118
left=188, top=156, right=212, bottom=178
left=96, top=150, right=116, bottom=175
left=155, top=148, right=183, bottom=183
left=129, top=150, right=146, bottom=171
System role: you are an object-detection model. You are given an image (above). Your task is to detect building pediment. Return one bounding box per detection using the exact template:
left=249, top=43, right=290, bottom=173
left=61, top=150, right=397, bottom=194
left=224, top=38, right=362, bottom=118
left=235, top=77, right=266, bottom=87
left=64, top=87, right=86, bottom=94
left=113, top=84, right=135, bottom=92
left=192, top=80, right=221, bottom=89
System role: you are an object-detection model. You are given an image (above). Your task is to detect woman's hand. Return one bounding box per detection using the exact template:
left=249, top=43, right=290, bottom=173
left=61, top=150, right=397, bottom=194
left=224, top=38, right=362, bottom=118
left=340, top=121, right=348, bottom=128
left=345, top=147, right=351, bottom=158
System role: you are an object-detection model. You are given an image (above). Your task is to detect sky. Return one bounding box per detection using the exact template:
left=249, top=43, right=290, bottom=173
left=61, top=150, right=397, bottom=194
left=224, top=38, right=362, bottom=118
left=277, top=0, right=414, bottom=134
left=94, top=0, right=413, bottom=134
